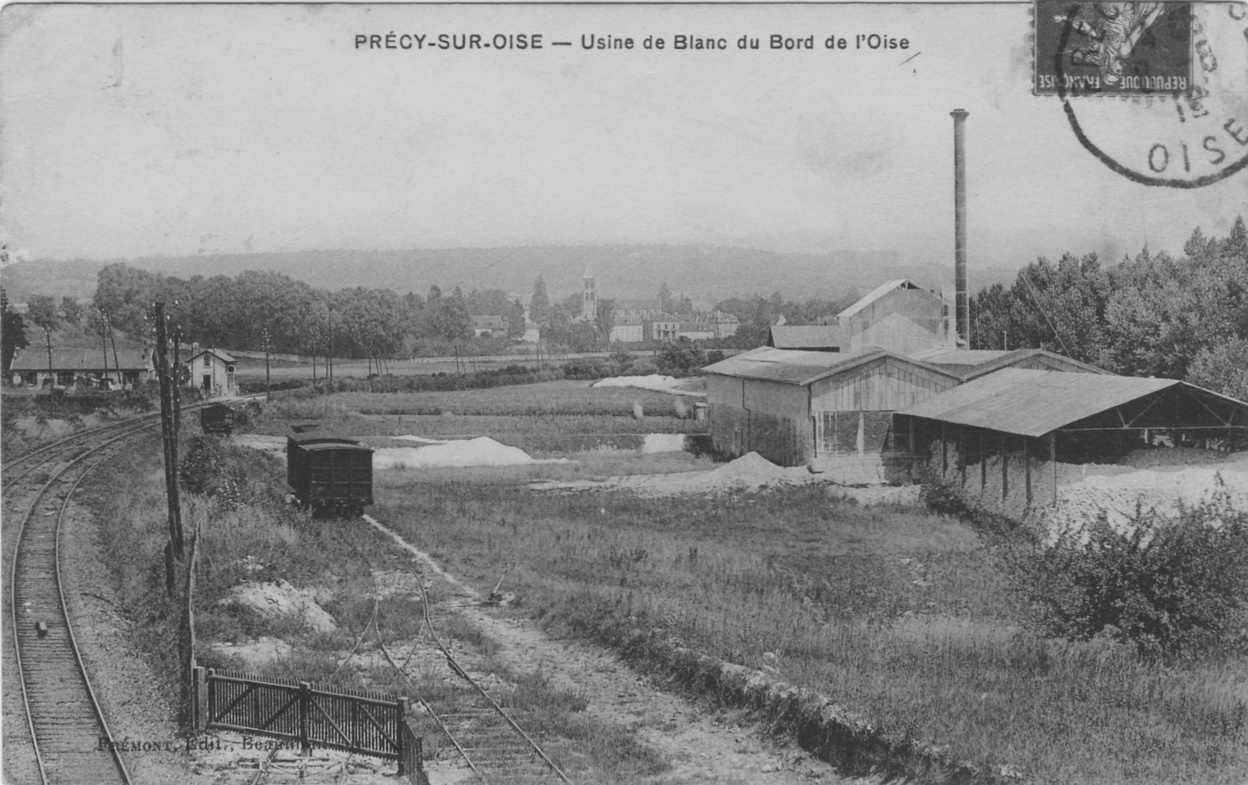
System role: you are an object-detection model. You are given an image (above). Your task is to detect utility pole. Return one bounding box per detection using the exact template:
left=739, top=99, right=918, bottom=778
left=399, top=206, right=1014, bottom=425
left=171, top=326, right=182, bottom=436
left=154, top=303, right=184, bottom=568
left=263, top=326, right=272, bottom=400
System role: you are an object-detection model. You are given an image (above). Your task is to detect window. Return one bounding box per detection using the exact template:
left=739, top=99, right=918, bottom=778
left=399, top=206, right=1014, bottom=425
left=203, top=355, right=211, bottom=368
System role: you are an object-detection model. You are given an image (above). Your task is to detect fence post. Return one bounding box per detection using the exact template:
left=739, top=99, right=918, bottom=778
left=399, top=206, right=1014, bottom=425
left=396, top=697, right=408, bottom=776
left=299, top=682, right=312, bottom=757
left=206, top=668, right=216, bottom=728
left=191, top=666, right=205, bottom=731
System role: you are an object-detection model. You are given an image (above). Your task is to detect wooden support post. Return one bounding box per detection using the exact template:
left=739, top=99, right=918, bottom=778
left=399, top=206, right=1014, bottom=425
left=192, top=666, right=206, bottom=731
left=980, top=432, right=987, bottom=493
left=1049, top=433, right=1058, bottom=506
left=1024, top=439, right=1032, bottom=509
left=941, top=423, right=948, bottom=477
left=958, top=429, right=966, bottom=488
left=1001, top=435, right=1008, bottom=501
left=396, top=697, right=409, bottom=775
left=299, top=681, right=312, bottom=756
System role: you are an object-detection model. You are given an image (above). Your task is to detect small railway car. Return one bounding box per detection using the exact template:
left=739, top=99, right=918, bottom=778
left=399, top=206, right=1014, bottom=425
left=200, top=403, right=237, bottom=436
left=286, top=431, right=374, bottom=517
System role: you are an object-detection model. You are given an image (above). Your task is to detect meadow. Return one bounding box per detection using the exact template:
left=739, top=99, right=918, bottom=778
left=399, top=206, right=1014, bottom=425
left=372, top=477, right=1248, bottom=785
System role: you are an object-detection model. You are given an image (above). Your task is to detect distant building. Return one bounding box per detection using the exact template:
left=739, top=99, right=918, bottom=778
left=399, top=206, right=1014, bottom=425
left=184, top=346, right=238, bottom=397
left=678, top=322, right=716, bottom=341
left=767, top=325, right=840, bottom=352
left=609, top=320, right=645, bottom=343
left=9, top=344, right=153, bottom=389
left=614, top=299, right=664, bottom=321
left=471, top=315, right=507, bottom=337
left=835, top=279, right=953, bottom=355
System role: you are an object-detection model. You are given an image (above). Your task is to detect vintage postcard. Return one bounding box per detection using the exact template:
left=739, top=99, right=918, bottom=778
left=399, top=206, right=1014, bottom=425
left=2, top=3, right=1246, bottom=785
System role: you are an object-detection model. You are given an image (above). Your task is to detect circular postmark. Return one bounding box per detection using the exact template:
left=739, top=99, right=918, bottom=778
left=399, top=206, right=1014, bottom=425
left=1047, top=2, right=1248, bottom=188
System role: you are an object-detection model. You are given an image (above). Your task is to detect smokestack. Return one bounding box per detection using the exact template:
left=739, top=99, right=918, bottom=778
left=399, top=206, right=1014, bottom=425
left=951, top=108, right=969, bottom=349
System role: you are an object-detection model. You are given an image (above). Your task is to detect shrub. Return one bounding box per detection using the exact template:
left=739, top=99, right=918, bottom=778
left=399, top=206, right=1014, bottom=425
left=1010, top=493, right=1248, bottom=658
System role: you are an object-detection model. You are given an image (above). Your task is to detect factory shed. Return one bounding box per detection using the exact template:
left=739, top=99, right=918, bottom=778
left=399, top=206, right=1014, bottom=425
left=898, top=369, right=1248, bottom=514
left=767, top=325, right=840, bottom=351
left=704, top=347, right=961, bottom=480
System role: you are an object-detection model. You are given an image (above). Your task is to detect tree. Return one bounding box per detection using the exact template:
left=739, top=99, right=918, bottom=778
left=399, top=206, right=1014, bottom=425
left=435, top=295, right=472, bottom=342
left=530, top=276, right=550, bottom=325
left=1, top=288, right=29, bottom=371
left=26, top=294, right=60, bottom=382
left=60, top=296, right=84, bottom=326
left=506, top=298, right=526, bottom=339
left=595, top=298, right=616, bottom=345
left=1188, top=338, right=1248, bottom=401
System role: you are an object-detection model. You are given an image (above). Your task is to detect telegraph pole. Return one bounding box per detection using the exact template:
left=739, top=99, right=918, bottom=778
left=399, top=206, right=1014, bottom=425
left=154, top=303, right=184, bottom=566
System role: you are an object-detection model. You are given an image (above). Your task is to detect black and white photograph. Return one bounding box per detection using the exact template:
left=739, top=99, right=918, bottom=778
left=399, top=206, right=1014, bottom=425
left=1, top=2, right=1247, bottom=784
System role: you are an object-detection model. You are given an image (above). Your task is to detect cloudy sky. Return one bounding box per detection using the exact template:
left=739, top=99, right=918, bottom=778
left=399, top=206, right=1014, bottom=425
left=2, top=3, right=1245, bottom=270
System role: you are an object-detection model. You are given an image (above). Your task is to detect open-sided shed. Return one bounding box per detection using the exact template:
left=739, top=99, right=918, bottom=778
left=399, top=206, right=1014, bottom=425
left=899, top=368, right=1248, bottom=512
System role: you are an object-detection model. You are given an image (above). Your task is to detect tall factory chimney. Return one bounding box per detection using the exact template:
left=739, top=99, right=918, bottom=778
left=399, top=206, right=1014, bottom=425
left=951, top=108, right=969, bottom=349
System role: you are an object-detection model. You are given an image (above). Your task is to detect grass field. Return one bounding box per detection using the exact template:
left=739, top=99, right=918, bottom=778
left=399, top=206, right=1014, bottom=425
left=372, top=478, right=1248, bottom=785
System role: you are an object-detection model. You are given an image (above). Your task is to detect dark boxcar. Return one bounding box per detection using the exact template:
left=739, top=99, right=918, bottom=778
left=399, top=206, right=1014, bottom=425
left=286, top=433, right=373, bottom=518
left=201, top=403, right=237, bottom=436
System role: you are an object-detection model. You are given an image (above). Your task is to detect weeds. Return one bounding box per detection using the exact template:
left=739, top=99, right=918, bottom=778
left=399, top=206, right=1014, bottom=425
left=376, top=479, right=1248, bottom=785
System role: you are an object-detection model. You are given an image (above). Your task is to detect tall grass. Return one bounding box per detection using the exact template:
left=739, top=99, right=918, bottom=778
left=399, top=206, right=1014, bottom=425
left=374, top=481, right=1248, bottom=785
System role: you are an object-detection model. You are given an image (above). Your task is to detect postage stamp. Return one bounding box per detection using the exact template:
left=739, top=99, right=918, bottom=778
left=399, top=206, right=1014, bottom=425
left=1034, top=1, right=1194, bottom=97
left=1036, top=2, right=1248, bottom=187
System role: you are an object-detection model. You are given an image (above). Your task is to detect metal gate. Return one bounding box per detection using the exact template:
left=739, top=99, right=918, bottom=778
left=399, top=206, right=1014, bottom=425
left=195, top=667, right=424, bottom=780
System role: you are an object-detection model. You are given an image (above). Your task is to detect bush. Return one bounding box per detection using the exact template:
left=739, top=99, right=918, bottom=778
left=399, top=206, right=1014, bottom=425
left=1012, top=493, right=1248, bottom=658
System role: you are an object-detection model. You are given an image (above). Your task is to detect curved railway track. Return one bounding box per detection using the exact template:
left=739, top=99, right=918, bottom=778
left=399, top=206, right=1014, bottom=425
left=6, top=423, right=157, bottom=785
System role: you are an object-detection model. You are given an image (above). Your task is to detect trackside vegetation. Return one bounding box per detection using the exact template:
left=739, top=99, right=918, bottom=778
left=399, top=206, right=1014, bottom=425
left=373, top=477, right=1248, bottom=785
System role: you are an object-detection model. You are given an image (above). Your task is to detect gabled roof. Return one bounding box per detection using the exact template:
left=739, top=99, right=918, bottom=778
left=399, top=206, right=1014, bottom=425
left=703, top=347, right=959, bottom=387
left=899, top=368, right=1184, bottom=438
left=186, top=348, right=236, bottom=363
left=836, top=279, right=926, bottom=320
left=767, top=325, right=840, bottom=350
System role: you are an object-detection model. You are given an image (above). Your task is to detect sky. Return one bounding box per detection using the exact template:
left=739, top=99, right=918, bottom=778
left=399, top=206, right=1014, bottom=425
left=1, top=2, right=1245, bottom=271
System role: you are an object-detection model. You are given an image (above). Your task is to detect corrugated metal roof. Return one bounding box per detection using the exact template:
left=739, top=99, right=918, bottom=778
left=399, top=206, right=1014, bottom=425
left=836, top=279, right=922, bottom=319
left=704, top=347, right=958, bottom=387
left=768, top=325, right=840, bottom=350
left=911, top=348, right=1111, bottom=379
left=899, top=368, right=1177, bottom=437
left=910, top=348, right=1013, bottom=366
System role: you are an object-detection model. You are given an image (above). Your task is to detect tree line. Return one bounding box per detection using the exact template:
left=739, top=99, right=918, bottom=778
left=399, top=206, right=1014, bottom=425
left=85, top=265, right=528, bottom=370
left=971, top=216, right=1248, bottom=399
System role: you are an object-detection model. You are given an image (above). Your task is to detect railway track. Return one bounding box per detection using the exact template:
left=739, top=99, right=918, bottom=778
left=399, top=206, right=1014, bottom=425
left=5, top=423, right=156, bottom=785
left=364, top=516, right=569, bottom=785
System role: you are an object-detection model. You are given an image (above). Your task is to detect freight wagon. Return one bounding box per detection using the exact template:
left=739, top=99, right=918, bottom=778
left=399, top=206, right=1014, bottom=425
left=200, top=403, right=237, bottom=436
left=286, top=430, right=374, bottom=517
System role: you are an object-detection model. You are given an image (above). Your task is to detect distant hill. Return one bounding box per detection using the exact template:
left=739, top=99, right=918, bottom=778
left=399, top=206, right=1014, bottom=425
left=0, top=245, right=1020, bottom=306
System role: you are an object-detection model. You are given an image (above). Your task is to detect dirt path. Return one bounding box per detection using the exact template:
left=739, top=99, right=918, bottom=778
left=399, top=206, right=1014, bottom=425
left=364, top=515, right=870, bottom=785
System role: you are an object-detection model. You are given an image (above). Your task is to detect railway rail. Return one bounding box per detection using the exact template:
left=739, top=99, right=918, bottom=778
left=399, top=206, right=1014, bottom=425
left=364, top=516, right=569, bottom=785
left=4, top=421, right=160, bottom=785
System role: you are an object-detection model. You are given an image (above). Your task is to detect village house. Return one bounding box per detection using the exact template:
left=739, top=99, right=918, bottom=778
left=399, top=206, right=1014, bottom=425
left=184, top=346, right=238, bottom=397
left=471, top=315, right=507, bottom=338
